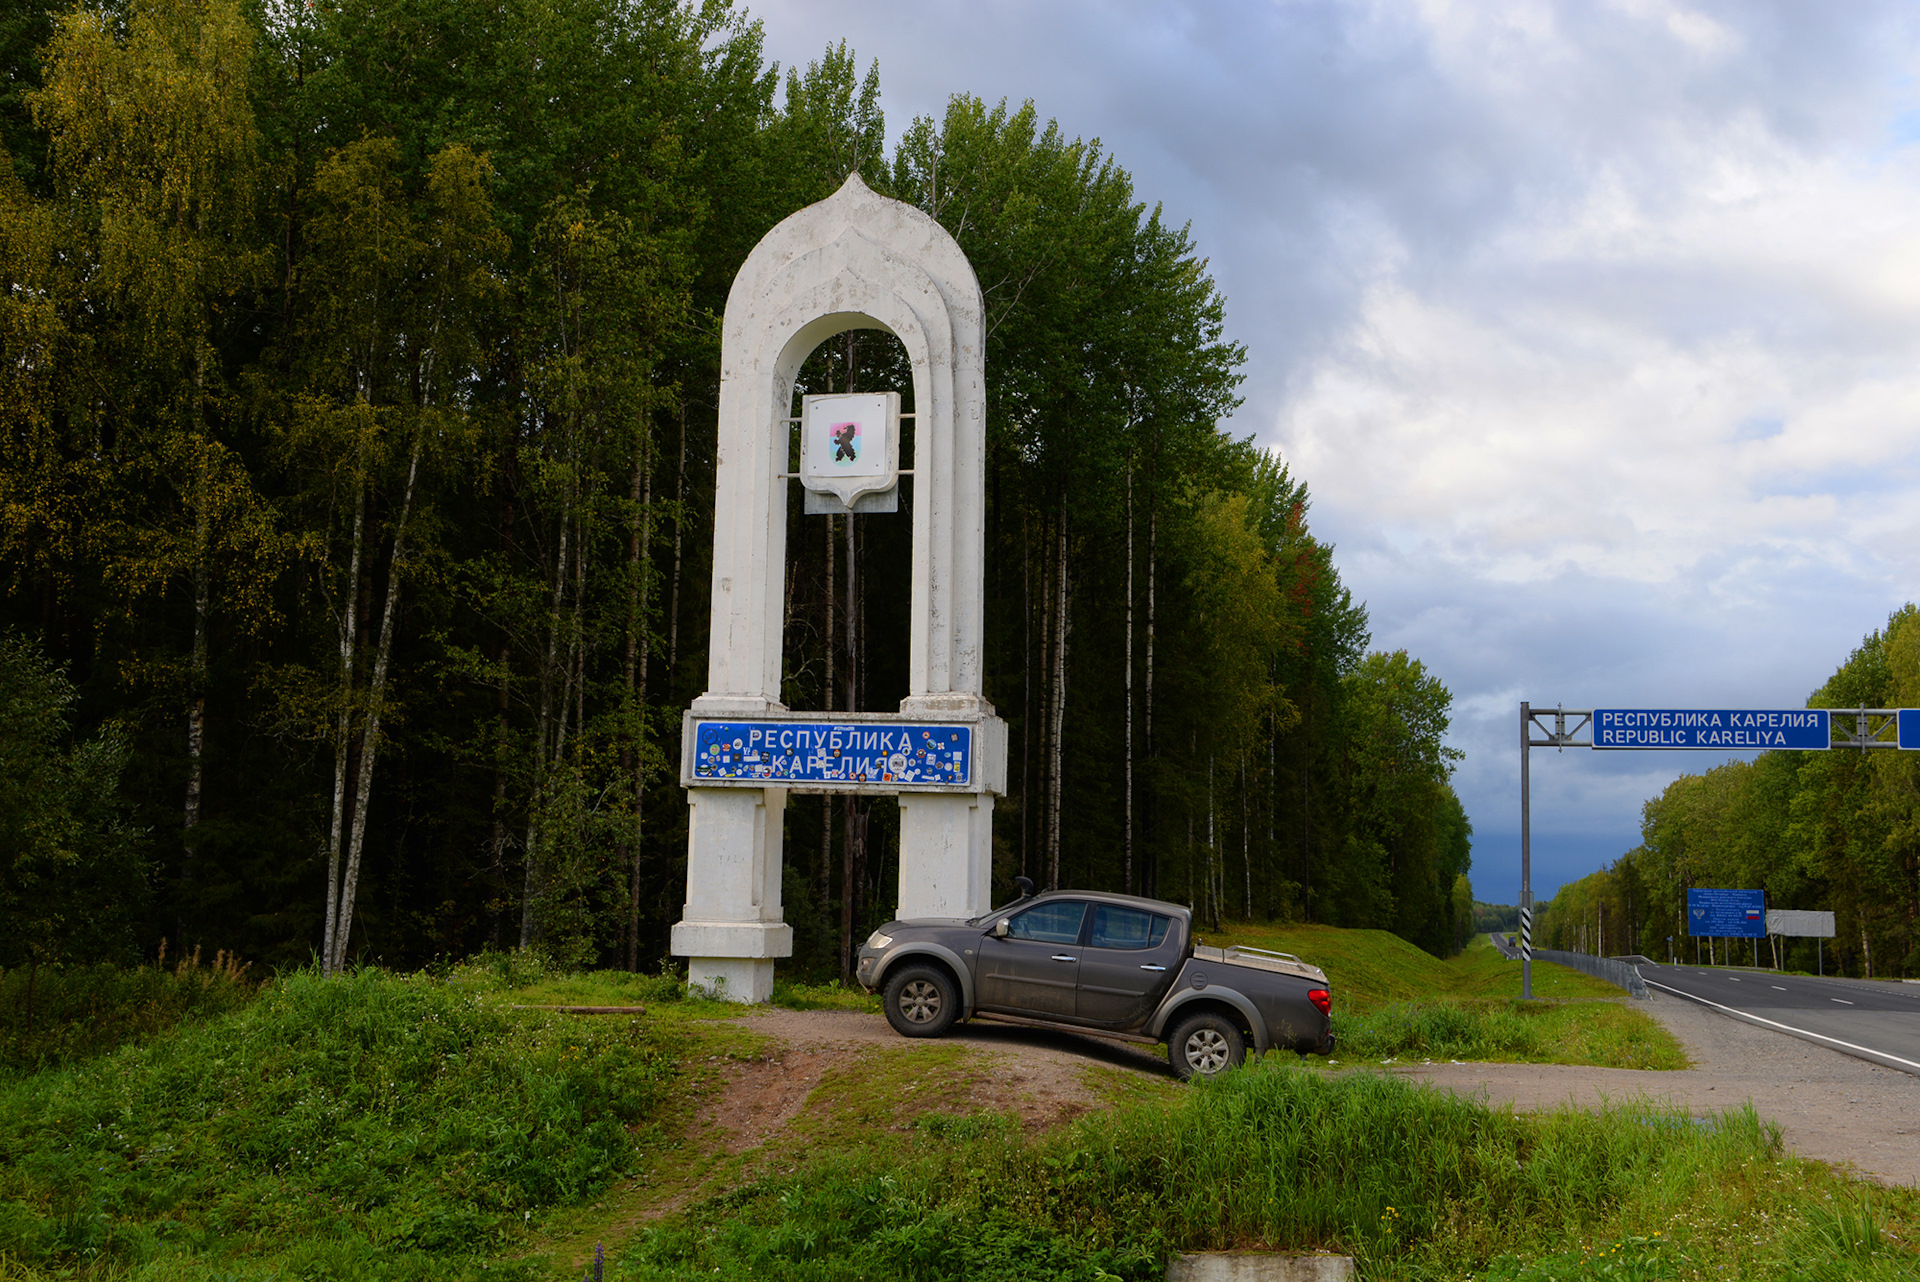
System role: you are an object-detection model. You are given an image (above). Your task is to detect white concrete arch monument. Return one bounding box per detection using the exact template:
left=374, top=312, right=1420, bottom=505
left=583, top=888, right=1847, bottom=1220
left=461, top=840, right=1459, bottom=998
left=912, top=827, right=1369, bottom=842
left=670, top=173, right=1008, bottom=1001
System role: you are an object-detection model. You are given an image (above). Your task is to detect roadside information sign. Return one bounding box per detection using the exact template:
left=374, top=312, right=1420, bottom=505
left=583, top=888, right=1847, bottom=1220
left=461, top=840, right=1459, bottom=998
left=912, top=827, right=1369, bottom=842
left=1688, top=887, right=1766, bottom=938
left=1902, top=709, right=1920, bottom=750
left=1593, top=709, right=1828, bottom=751
left=687, top=720, right=972, bottom=789
left=1765, top=908, right=1835, bottom=938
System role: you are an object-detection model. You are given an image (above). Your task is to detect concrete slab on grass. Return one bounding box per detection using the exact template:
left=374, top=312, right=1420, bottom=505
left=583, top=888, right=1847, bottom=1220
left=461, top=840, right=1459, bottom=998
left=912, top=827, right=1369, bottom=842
left=1168, top=1254, right=1357, bottom=1281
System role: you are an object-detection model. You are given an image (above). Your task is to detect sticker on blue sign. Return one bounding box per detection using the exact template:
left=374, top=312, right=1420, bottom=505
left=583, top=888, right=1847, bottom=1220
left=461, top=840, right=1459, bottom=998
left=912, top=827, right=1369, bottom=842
left=1687, top=887, right=1767, bottom=938
left=690, top=720, right=972, bottom=788
left=1593, top=709, right=1828, bottom=751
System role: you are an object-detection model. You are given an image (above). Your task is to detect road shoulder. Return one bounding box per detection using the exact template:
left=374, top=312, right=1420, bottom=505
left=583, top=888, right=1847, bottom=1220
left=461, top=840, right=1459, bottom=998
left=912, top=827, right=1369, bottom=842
left=1395, top=988, right=1918, bottom=1187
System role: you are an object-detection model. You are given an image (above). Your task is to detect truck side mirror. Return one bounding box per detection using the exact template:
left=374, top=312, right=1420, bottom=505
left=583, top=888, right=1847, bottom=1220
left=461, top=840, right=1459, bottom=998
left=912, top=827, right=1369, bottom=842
left=993, top=919, right=1010, bottom=938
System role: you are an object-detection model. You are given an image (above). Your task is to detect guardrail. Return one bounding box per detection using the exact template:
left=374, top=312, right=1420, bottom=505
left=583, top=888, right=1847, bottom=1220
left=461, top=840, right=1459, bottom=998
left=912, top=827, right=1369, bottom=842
left=1489, top=933, right=1648, bottom=998
left=1528, top=947, right=1649, bottom=1000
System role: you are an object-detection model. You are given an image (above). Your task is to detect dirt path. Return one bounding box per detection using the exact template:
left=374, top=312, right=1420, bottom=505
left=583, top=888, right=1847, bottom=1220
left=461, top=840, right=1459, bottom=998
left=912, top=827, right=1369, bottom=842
left=704, top=1008, right=1171, bottom=1141
left=1395, top=989, right=1919, bottom=1187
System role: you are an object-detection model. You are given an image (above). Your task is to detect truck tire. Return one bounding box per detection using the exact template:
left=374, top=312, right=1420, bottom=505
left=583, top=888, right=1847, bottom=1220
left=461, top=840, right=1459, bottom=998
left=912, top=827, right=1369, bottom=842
left=883, top=964, right=959, bottom=1038
left=1167, top=1010, right=1245, bottom=1081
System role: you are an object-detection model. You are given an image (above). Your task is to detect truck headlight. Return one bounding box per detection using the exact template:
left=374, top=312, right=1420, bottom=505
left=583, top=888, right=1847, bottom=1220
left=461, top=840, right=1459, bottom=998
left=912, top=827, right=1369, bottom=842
left=865, top=931, right=893, bottom=950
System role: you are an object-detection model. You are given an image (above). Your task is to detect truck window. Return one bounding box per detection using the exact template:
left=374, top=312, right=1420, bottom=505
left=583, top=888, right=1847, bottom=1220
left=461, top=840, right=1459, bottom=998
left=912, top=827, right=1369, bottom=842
left=1007, top=901, right=1089, bottom=944
left=1088, top=905, right=1171, bottom=950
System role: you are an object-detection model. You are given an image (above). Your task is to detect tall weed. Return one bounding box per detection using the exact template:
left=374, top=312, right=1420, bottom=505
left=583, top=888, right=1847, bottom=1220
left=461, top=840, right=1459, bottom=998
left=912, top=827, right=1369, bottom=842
left=0, top=947, right=257, bottom=1071
left=0, top=965, right=675, bottom=1273
left=1334, top=998, right=1546, bottom=1061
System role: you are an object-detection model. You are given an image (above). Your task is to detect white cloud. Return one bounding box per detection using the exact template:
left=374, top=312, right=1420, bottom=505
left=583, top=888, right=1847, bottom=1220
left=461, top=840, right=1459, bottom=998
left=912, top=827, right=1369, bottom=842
left=751, top=0, right=1920, bottom=899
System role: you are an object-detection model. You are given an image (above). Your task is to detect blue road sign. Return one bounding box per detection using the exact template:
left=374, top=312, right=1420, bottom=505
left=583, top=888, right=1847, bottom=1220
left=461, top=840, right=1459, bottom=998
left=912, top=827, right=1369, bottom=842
left=1593, top=709, right=1828, bottom=750
left=1903, top=709, right=1920, bottom=751
left=1688, top=887, right=1766, bottom=938
left=690, top=720, right=972, bottom=788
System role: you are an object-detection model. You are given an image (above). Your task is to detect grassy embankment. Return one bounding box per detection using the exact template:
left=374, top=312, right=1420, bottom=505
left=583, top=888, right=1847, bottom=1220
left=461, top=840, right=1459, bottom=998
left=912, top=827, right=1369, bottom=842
left=2, top=938, right=1912, bottom=1280
left=1189, top=922, right=1687, bottom=1069
left=506, top=923, right=1682, bottom=1069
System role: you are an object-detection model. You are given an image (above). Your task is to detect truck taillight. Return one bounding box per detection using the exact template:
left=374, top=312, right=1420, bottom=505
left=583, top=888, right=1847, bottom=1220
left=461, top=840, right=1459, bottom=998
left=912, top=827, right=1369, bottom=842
left=1308, top=989, right=1331, bottom=1016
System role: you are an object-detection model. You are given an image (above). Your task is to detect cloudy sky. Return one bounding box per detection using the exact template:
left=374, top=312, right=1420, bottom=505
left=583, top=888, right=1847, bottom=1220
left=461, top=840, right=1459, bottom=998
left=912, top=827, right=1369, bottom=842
left=754, top=0, right=1920, bottom=904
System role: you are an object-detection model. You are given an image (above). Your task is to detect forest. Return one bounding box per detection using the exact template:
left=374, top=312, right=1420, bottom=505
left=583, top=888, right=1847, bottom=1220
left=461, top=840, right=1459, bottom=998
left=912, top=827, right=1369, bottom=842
left=1538, top=605, right=1920, bottom=979
left=0, top=0, right=1472, bottom=980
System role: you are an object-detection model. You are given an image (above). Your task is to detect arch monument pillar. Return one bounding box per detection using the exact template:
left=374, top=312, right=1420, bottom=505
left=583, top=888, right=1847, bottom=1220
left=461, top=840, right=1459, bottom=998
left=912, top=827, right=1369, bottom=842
left=669, top=174, right=1007, bottom=1001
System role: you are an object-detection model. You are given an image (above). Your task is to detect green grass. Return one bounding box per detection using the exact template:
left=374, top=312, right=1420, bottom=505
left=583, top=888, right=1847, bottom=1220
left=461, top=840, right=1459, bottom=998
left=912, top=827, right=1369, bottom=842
left=1332, top=998, right=1688, bottom=1069
left=469, top=952, right=879, bottom=1015
left=0, top=955, right=1911, bottom=1280
left=0, top=963, right=698, bottom=1279
left=1190, top=926, right=1687, bottom=1069
left=1198, top=923, right=1623, bottom=1008
left=610, top=1059, right=1920, bottom=1281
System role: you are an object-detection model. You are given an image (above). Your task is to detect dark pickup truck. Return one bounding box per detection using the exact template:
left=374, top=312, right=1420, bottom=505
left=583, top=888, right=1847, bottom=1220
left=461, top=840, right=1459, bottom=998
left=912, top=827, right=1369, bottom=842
left=855, top=884, right=1334, bottom=1079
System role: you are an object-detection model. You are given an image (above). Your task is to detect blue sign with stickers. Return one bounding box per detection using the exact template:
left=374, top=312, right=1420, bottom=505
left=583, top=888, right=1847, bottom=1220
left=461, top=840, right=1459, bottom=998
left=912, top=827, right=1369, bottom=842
left=1687, top=887, right=1766, bottom=938
left=1593, top=709, right=1828, bottom=751
left=690, top=720, right=972, bottom=788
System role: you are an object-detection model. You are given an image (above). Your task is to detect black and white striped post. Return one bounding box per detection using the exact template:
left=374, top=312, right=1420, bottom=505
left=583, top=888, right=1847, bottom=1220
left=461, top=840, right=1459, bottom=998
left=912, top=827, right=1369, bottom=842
left=1520, top=701, right=1532, bottom=999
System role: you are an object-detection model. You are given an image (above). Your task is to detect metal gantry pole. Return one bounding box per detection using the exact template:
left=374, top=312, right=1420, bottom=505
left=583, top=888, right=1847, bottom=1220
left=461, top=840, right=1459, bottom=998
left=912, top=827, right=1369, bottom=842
left=1520, top=701, right=1532, bottom=999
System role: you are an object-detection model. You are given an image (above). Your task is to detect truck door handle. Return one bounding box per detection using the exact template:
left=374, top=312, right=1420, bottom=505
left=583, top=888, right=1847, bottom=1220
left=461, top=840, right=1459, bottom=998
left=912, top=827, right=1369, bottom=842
left=1140, top=964, right=1167, bottom=971
left=1051, top=954, right=1077, bottom=962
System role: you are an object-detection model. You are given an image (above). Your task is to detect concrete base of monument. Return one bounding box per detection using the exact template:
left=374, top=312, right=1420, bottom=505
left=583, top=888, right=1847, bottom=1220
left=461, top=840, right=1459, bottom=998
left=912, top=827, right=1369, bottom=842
left=686, top=957, right=778, bottom=1003
left=670, top=919, right=794, bottom=958
left=675, top=920, right=790, bottom=1003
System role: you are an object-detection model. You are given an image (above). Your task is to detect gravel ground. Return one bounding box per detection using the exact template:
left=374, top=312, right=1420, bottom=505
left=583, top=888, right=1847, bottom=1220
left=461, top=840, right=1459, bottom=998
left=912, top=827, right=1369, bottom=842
left=1396, top=988, right=1919, bottom=1187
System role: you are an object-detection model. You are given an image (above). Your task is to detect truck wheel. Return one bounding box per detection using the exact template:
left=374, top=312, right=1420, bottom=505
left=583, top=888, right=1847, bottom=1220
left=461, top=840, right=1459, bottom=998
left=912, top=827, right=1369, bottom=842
left=1168, top=1011, right=1245, bottom=1081
left=883, top=965, right=959, bottom=1038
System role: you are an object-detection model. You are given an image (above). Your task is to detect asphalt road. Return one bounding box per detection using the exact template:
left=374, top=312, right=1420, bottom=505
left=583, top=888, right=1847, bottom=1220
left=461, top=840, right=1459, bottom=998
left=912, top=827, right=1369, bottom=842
left=1640, top=963, right=1920, bottom=1076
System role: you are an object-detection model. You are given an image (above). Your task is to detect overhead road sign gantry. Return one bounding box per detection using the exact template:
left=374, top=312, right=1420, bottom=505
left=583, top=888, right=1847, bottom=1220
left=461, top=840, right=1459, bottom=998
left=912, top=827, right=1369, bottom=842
left=1520, top=702, right=1918, bottom=1000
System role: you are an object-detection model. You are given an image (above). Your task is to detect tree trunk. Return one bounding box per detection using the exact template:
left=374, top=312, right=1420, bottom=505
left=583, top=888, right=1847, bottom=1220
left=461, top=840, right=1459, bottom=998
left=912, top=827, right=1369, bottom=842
left=1021, top=509, right=1033, bottom=882
left=667, top=397, right=687, bottom=685
left=1241, top=751, right=1251, bottom=920
left=329, top=432, right=423, bottom=974
left=1144, top=506, right=1156, bottom=898
left=520, top=469, right=574, bottom=950
left=183, top=413, right=209, bottom=918
left=488, top=473, right=514, bottom=947
left=1047, top=500, right=1069, bottom=890
left=1036, top=506, right=1052, bottom=882
left=1207, top=754, right=1217, bottom=931
left=321, top=465, right=367, bottom=967
left=1186, top=808, right=1194, bottom=913
left=1266, top=714, right=1276, bottom=919
left=623, top=443, right=650, bottom=971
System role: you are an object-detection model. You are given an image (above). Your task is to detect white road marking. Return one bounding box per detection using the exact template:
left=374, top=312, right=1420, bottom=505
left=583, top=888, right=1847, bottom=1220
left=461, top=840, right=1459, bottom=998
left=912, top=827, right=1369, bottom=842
left=1772, top=986, right=1787, bottom=991
left=1833, top=998, right=1854, bottom=1005
left=1642, top=977, right=1920, bottom=1074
